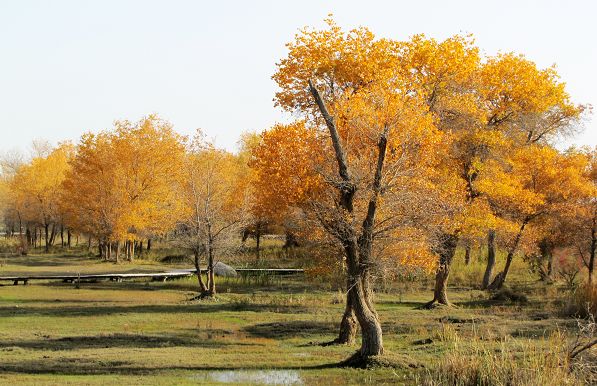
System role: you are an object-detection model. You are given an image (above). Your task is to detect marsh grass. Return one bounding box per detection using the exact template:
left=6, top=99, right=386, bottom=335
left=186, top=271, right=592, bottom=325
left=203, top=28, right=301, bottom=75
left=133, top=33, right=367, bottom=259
left=1, top=250, right=596, bottom=385
left=421, top=331, right=594, bottom=385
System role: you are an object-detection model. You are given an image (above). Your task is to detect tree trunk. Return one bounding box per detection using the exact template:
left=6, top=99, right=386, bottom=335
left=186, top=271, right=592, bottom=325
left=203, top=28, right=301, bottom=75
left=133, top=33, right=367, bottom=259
left=539, top=239, right=554, bottom=281
left=115, top=240, right=120, bottom=264
left=44, top=223, right=49, bottom=253
left=255, top=232, right=261, bottom=260
left=147, top=238, right=152, bottom=251
left=25, top=227, right=31, bottom=248
left=194, top=250, right=208, bottom=293
left=308, top=80, right=384, bottom=361
left=426, top=233, right=458, bottom=307
left=130, top=240, right=135, bottom=261
left=88, top=235, right=92, bottom=252
left=482, top=230, right=496, bottom=289
left=207, top=240, right=216, bottom=296
left=60, top=225, right=64, bottom=247
left=347, top=271, right=383, bottom=358
left=335, top=281, right=358, bottom=345
left=489, top=218, right=529, bottom=290
left=67, top=230, right=71, bottom=248
left=589, top=216, right=596, bottom=284
left=464, top=245, right=471, bottom=265
left=49, top=223, right=56, bottom=246
left=284, top=231, right=299, bottom=249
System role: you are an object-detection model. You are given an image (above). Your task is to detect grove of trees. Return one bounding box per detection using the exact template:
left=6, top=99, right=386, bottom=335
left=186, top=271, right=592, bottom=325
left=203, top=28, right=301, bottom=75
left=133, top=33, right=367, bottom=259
left=0, top=19, right=595, bottom=364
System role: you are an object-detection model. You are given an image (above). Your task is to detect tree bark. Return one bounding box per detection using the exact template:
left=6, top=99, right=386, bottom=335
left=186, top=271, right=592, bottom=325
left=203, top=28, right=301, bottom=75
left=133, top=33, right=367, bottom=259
left=49, top=223, right=56, bottom=246
left=147, top=238, right=152, bottom=251
left=44, top=223, right=49, bottom=253
left=426, top=233, right=459, bottom=307
left=482, top=230, right=496, bottom=289
left=194, top=250, right=208, bottom=293
left=115, top=240, right=120, bottom=264
left=464, top=245, right=471, bottom=265
left=309, top=80, right=384, bottom=360
left=335, top=282, right=358, bottom=345
left=67, top=230, right=71, bottom=248
left=255, top=231, right=261, bottom=260
left=206, top=239, right=216, bottom=296
left=589, top=214, right=596, bottom=284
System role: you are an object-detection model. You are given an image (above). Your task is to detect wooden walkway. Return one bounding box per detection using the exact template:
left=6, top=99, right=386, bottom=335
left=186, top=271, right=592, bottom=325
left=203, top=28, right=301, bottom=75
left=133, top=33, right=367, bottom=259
left=0, top=268, right=304, bottom=285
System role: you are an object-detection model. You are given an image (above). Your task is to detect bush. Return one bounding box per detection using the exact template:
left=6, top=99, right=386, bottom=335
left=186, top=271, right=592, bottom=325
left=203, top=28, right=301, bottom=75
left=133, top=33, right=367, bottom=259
left=0, top=237, right=20, bottom=254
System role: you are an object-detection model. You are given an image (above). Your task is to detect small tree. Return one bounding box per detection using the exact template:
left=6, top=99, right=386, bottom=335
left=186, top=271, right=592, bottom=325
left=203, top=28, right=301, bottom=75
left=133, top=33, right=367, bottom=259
left=175, top=132, right=249, bottom=297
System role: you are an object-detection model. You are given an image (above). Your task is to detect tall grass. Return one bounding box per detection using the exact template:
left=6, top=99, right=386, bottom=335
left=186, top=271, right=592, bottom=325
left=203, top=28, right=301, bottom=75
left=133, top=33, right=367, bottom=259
left=421, top=332, right=594, bottom=385
left=563, top=283, right=597, bottom=320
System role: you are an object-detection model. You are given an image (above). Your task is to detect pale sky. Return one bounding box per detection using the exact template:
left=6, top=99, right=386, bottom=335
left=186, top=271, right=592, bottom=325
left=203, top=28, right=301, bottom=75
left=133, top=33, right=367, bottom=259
left=0, top=0, right=595, bottom=154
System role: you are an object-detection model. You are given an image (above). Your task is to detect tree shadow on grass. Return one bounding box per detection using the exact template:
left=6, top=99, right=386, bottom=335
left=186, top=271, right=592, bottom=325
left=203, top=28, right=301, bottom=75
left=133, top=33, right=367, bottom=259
left=0, top=332, right=255, bottom=351
left=0, top=302, right=309, bottom=318
left=243, top=320, right=337, bottom=340
left=0, top=361, right=341, bottom=376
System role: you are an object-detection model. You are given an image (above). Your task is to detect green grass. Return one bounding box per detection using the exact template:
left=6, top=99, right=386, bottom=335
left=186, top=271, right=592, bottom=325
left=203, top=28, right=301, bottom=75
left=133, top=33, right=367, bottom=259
left=0, top=251, right=594, bottom=385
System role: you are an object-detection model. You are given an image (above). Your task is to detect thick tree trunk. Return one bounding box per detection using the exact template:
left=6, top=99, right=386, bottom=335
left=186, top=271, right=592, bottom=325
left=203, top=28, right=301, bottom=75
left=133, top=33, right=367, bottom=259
left=426, top=233, right=458, bottom=307
left=482, top=230, right=496, bottom=289
left=337, top=300, right=358, bottom=345
left=67, top=230, right=71, bottom=248
left=60, top=225, right=64, bottom=247
left=464, top=245, right=471, bottom=265
left=348, top=273, right=383, bottom=357
left=333, top=281, right=358, bottom=345
left=308, top=80, right=384, bottom=361
left=147, top=238, right=152, bottom=251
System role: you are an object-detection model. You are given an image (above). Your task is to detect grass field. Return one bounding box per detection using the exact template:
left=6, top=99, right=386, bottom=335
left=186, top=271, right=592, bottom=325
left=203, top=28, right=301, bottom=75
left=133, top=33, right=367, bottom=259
left=0, top=250, right=595, bottom=385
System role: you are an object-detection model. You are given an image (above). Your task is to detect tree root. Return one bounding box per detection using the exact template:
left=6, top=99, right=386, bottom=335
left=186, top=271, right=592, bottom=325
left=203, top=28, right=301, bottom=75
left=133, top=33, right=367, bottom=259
left=419, top=300, right=455, bottom=310
left=188, top=291, right=216, bottom=301
left=340, top=351, right=422, bottom=369
left=319, top=337, right=354, bottom=347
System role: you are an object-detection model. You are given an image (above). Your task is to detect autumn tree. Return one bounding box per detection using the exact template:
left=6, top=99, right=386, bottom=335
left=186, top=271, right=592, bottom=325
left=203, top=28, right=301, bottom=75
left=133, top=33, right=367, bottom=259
left=174, top=132, right=250, bottom=297
left=62, top=115, right=184, bottom=261
left=10, top=143, right=72, bottom=252
left=395, top=34, right=585, bottom=303
left=479, top=145, right=590, bottom=289
left=270, top=19, right=441, bottom=361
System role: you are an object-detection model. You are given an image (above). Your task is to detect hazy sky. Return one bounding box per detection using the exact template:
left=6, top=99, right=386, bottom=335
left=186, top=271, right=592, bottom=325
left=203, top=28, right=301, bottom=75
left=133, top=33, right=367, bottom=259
left=1, top=0, right=595, bottom=154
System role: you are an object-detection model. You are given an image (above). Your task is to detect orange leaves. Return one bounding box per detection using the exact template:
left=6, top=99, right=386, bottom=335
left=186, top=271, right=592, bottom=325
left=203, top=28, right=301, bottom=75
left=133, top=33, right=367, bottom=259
left=249, top=121, right=324, bottom=217
left=10, top=143, right=72, bottom=227
left=62, top=115, right=185, bottom=241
